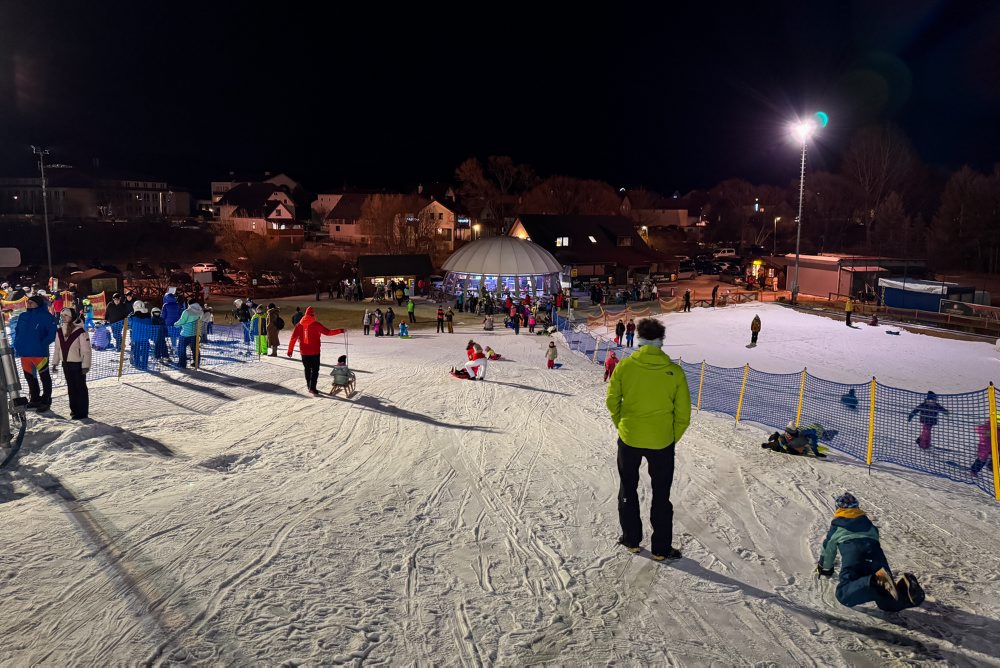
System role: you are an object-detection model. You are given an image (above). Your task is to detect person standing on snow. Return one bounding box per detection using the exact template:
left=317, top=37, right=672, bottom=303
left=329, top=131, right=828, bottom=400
left=625, top=319, right=636, bottom=348
left=711, top=284, right=719, bottom=307
left=265, top=303, right=281, bottom=356
left=682, top=289, right=691, bottom=312
left=104, top=292, right=131, bottom=351
left=291, top=306, right=304, bottom=327
left=750, top=314, right=761, bottom=346
left=362, top=309, right=371, bottom=336
left=160, top=292, right=183, bottom=350
left=615, top=319, right=626, bottom=346
left=52, top=306, right=91, bottom=420
left=446, top=307, right=455, bottom=333
left=173, top=302, right=204, bottom=368
left=436, top=306, right=445, bottom=333
left=545, top=341, right=559, bottom=369
left=845, top=297, right=854, bottom=327
left=407, top=298, right=416, bottom=323
left=385, top=307, right=395, bottom=336
left=13, top=294, right=58, bottom=412
left=816, top=493, right=924, bottom=611
left=606, top=317, right=691, bottom=561
left=287, top=307, right=344, bottom=395
left=908, top=391, right=948, bottom=450
left=604, top=350, right=619, bottom=382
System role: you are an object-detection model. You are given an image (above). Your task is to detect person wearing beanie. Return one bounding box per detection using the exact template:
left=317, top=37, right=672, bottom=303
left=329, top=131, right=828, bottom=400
left=908, top=391, right=948, bottom=450
left=104, top=292, right=132, bottom=351
left=52, top=307, right=92, bottom=419
left=603, top=350, right=619, bottom=382
left=817, top=493, right=924, bottom=611
left=607, top=317, right=690, bottom=561
left=287, top=307, right=345, bottom=395
left=265, top=303, right=281, bottom=356
left=173, top=302, right=204, bottom=369
left=12, top=294, right=58, bottom=412
left=129, top=300, right=152, bottom=370
left=545, top=340, right=558, bottom=369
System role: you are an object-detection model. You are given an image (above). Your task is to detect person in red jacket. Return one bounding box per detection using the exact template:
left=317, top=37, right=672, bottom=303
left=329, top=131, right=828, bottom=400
left=286, top=306, right=344, bottom=395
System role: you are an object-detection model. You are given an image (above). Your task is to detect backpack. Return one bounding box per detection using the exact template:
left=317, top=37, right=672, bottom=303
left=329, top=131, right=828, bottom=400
left=275, top=316, right=285, bottom=330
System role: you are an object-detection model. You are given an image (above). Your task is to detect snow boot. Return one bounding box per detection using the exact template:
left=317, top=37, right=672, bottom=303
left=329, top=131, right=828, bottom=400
left=617, top=535, right=640, bottom=554
left=651, top=547, right=682, bottom=561
left=873, top=568, right=898, bottom=601
left=36, top=403, right=51, bottom=413
left=897, top=573, right=925, bottom=607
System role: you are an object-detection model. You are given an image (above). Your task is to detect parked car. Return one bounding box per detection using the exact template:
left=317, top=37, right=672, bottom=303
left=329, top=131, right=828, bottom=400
left=713, top=247, right=737, bottom=258
left=695, top=260, right=721, bottom=275
left=192, top=262, right=218, bottom=273
left=675, top=261, right=698, bottom=280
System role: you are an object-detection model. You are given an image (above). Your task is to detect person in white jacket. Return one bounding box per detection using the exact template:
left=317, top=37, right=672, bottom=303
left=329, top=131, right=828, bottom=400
left=53, top=307, right=92, bottom=420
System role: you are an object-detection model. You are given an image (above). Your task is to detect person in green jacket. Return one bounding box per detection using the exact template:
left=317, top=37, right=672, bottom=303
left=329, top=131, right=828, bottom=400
left=606, top=317, right=691, bottom=560
left=407, top=298, right=416, bottom=323
left=817, top=493, right=924, bottom=610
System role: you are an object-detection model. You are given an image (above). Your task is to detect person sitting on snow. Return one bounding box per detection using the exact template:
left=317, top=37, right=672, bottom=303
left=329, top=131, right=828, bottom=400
left=483, top=314, right=494, bottom=331
left=398, top=322, right=410, bottom=338
left=762, top=421, right=826, bottom=457
left=484, top=346, right=501, bottom=360
left=453, top=343, right=487, bottom=380
left=330, top=354, right=356, bottom=396
left=816, top=492, right=924, bottom=611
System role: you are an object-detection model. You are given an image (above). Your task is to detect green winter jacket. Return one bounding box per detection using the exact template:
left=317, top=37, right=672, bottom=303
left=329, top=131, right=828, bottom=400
left=606, top=345, right=691, bottom=450
left=819, top=508, right=881, bottom=570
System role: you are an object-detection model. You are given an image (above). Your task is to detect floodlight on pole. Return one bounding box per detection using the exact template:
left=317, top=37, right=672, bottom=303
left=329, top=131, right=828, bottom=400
left=31, top=145, right=53, bottom=282
left=788, top=114, right=823, bottom=304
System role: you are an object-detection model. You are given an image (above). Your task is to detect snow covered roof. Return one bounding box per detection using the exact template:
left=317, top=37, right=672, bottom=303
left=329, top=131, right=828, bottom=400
left=442, top=237, right=562, bottom=275
left=877, top=278, right=957, bottom=294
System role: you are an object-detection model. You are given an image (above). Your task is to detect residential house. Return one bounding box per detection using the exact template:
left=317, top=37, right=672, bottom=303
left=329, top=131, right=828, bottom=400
left=216, top=182, right=303, bottom=247
left=509, top=214, right=669, bottom=285
left=211, top=172, right=310, bottom=219
left=324, top=193, right=371, bottom=246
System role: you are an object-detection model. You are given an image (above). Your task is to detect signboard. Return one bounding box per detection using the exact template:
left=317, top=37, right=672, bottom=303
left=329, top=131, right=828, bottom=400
left=571, top=268, right=578, bottom=277
left=252, top=278, right=258, bottom=286
left=0, top=247, right=21, bottom=268
left=193, top=272, right=213, bottom=285
left=940, top=298, right=1000, bottom=322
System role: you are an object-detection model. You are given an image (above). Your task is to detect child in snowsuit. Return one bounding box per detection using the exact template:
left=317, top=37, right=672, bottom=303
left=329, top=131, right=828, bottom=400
left=614, top=320, right=625, bottom=346
left=91, top=323, right=111, bottom=351
left=603, top=351, right=618, bottom=382
left=484, top=346, right=501, bottom=360
left=363, top=310, right=371, bottom=335
left=625, top=320, right=636, bottom=348
left=972, top=418, right=994, bottom=474
left=816, top=493, right=924, bottom=611
left=330, top=354, right=356, bottom=396
left=528, top=313, right=536, bottom=333
left=908, top=391, right=948, bottom=450
left=545, top=341, right=558, bottom=369
left=398, top=322, right=410, bottom=338
left=761, top=422, right=826, bottom=457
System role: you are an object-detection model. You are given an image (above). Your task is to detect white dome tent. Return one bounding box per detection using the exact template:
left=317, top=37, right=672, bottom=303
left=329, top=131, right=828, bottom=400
left=441, top=237, right=563, bottom=300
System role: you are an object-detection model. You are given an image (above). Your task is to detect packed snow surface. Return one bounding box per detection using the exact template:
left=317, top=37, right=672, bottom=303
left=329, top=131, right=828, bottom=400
left=2, top=303, right=1000, bottom=666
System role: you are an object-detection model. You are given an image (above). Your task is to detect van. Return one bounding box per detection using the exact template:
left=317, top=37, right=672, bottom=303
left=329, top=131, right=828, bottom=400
left=713, top=247, right=737, bottom=258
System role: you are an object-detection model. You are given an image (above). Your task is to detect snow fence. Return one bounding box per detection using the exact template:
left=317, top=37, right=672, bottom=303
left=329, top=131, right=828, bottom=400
left=4, top=314, right=260, bottom=386
left=553, top=311, right=1000, bottom=501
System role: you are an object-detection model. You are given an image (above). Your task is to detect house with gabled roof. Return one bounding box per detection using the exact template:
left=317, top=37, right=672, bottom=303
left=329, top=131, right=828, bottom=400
left=216, top=182, right=303, bottom=246
left=509, top=214, right=670, bottom=284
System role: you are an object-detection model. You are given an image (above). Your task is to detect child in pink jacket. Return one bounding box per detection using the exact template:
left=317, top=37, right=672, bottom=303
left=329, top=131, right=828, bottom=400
left=973, top=419, right=993, bottom=474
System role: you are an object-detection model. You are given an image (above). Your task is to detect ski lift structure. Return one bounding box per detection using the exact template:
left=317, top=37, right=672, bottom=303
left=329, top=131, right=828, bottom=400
left=440, top=236, right=563, bottom=300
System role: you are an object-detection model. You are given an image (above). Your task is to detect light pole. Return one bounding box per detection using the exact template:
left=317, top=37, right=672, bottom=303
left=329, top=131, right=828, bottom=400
left=31, top=146, right=53, bottom=281
left=773, top=216, right=781, bottom=256
left=789, top=118, right=819, bottom=304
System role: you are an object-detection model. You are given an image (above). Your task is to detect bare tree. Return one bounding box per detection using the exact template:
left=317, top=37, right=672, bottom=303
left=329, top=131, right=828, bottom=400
left=217, top=223, right=287, bottom=278
left=842, top=125, right=916, bottom=250
left=521, top=176, right=620, bottom=215
left=360, top=194, right=427, bottom=254
left=931, top=166, right=1000, bottom=271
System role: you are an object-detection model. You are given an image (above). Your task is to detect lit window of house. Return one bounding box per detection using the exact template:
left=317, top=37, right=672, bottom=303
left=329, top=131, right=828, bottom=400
left=617, top=236, right=633, bottom=247
left=555, top=236, right=570, bottom=247
left=588, top=235, right=597, bottom=243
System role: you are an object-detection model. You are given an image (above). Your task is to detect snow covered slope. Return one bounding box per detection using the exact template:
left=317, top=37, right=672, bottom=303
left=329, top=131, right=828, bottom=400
left=2, top=314, right=999, bottom=666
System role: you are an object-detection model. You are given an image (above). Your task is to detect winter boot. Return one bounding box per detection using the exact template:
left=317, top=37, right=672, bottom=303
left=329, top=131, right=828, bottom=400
left=617, top=535, right=641, bottom=554
left=873, top=568, right=898, bottom=601
left=651, top=547, right=682, bottom=561
left=897, top=573, right=925, bottom=607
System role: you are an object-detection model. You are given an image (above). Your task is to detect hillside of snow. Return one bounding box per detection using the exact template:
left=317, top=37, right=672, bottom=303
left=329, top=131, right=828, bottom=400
left=2, top=306, right=1000, bottom=666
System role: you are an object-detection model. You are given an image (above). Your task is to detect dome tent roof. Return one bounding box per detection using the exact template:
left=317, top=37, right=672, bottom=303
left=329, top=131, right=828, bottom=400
left=442, top=237, right=562, bottom=275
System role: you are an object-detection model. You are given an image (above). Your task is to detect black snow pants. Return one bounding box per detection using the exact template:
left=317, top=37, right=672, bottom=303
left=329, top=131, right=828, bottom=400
left=617, top=438, right=675, bottom=554
left=301, top=354, right=321, bottom=392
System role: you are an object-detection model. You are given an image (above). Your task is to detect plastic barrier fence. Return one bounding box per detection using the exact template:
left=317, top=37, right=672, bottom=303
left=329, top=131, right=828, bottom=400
left=552, top=312, right=1000, bottom=501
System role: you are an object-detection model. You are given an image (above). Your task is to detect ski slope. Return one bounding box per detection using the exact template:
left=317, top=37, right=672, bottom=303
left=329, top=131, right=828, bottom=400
left=2, top=305, right=1000, bottom=666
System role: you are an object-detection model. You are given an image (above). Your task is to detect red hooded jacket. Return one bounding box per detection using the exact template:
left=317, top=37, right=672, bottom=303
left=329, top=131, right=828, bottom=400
left=287, top=307, right=344, bottom=356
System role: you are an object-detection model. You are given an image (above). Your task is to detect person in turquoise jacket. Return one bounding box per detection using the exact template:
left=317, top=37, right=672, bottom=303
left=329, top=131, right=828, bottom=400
left=817, top=492, right=924, bottom=610
left=606, top=317, right=691, bottom=561
left=173, top=302, right=203, bottom=368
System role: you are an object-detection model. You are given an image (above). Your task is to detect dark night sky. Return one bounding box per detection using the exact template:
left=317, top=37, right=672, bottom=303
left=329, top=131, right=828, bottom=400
left=2, top=1, right=999, bottom=197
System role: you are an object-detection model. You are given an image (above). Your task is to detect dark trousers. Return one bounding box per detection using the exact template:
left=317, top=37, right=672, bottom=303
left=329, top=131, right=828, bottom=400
left=24, top=362, right=53, bottom=404
left=846, top=312, right=852, bottom=327
left=301, top=354, right=320, bottom=391
left=408, top=311, right=416, bottom=323
left=683, top=301, right=691, bottom=312
left=111, top=320, right=125, bottom=351
left=363, top=324, right=370, bottom=335
left=64, top=361, right=89, bottom=418
left=436, top=319, right=444, bottom=333
left=751, top=331, right=759, bottom=344
left=617, top=439, right=675, bottom=554
left=178, top=335, right=195, bottom=368
left=836, top=540, right=911, bottom=611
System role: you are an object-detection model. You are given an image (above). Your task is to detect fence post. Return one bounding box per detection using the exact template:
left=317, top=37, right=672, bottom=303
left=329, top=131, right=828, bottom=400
left=866, top=377, right=877, bottom=468
left=592, top=338, right=601, bottom=363
left=990, top=382, right=1000, bottom=502
left=696, top=361, right=705, bottom=411
left=117, top=317, right=129, bottom=379
left=195, top=319, right=201, bottom=370
left=735, top=363, right=750, bottom=424
left=795, top=368, right=807, bottom=427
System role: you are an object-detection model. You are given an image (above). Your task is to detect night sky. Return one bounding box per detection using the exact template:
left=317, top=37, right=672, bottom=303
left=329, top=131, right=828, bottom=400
left=2, top=1, right=998, bottom=196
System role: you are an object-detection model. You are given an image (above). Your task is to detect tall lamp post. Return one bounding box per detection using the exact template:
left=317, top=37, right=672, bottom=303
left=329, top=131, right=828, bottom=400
left=788, top=116, right=823, bottom=304
left=31, top=146, right=53, bottom=282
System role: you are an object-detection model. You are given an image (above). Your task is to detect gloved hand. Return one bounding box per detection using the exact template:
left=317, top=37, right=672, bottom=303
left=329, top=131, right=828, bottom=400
left=82, top=368, right=89, bottom=376
left=816, top=563, right=834, bottom=578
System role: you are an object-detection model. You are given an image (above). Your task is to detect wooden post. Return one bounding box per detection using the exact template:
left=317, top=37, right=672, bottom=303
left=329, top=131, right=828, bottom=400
left=117, top=317, right=129, bottom=379
left=735, top=363, right=750, bottom=424
left=795, top=368, right=807, bottom=427
left=697, top=361, right=705, bottom=411
left=866, top=377, right=877, bottom=468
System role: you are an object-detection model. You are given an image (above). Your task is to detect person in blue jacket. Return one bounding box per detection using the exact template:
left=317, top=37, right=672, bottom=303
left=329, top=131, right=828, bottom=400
left=816, top=493, right=924, bottom=611
left=161, top=292, right=182, bottom=352
left=12, top=294, right=58, bottom=411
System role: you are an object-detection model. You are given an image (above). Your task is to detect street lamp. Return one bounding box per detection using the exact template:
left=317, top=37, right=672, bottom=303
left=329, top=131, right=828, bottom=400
left=788, top=116, right=821, bottom=304
left=773, top=216, right=781, bottom=256
left=31, top=146, right=53, bottom=282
